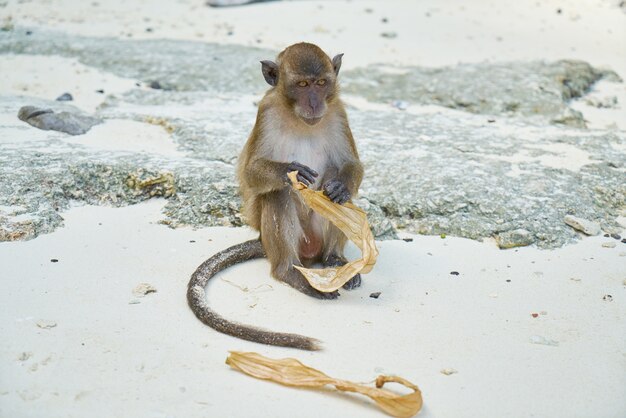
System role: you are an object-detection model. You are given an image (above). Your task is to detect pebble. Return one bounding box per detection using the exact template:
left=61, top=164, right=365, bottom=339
left=602, top=294, right=613, bottom=302
left=55, top=93, right=73, bottom=101
left=440, top=368, right=458, bottom=375
left=36, top=320, right=57, bottom=329
left=149, top=81, right=163, bottom=89
left=563, top=215, right=601, bottom=235
left=381, top=31, right=398, bottom=39
left=530, top=335, right=559, bottom=346
left=610, top=233, right=621, bottom=240
left=602, top=242, right=616, bottom=248
left=369, top=292, right=381, bottom=299
left=132, top=282, right=157, bottom=297
left=402, top=237, right=413, bottom=242
left=450, top=271, right=460, bottom=276
left=391, top=100, right=409, bottom=110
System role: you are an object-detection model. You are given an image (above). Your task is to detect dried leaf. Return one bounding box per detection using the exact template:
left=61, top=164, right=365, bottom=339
left=226, top=351, right=423, bottom=417
left=287, top=171, right=379, bottom=292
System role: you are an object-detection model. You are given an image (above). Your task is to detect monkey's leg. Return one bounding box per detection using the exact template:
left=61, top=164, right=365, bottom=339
left=322, top=222, right=362, bottom=290
left=260, top=190, right=339, bottom=300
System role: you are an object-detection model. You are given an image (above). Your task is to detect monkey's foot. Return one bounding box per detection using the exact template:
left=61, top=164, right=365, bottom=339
left=323, top=254, right=362, bottom=290
left=283, top=268, right=339, bottom=300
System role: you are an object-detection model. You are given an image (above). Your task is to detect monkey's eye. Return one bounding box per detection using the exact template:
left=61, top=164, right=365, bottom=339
left=316, top=79, right=326, bottom=86
left=297, top=81, right=308, bottom=87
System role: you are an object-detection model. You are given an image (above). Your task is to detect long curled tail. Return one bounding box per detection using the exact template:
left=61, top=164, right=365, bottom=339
left=187, top=238, right=321, bottom=351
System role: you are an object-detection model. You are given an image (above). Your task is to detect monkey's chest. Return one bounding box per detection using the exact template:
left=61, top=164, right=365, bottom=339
left=272, top=138, right=330, bottom=188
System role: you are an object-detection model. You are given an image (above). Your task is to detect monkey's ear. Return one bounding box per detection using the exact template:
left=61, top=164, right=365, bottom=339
left=332, top=53, right=344, bottom=76
left=260, top=60, right=279, bottom=86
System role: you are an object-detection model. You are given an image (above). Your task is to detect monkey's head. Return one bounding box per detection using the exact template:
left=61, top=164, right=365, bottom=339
left=261, top=43, right=343, bottom=126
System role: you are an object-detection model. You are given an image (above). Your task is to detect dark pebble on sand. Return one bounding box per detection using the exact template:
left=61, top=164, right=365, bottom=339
left=488, top=119, right=495, bottom=123
left=51, top=259, right=59, bottom=263
left=610, top=233, right=621, bottom=240
left=149, top=81, right=163, bottom=90
left=506, top=279, right=511, bottom=282
left=402, top=238, right=413, bottom=242
left=25, top=30, right=32, bottom=35
left=189, top=240, right=196, bottom=243
left=95, top=89, right=104, bottom=94
left=450, top=271, right=459, bottom=276
left=369, top=292, right=381, bottom=299
left=604, top=233, right=610, bottom=237
left=55, top=93, right=73, bottom=101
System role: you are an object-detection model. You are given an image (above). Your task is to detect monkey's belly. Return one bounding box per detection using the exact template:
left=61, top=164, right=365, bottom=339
left=299, top=229, right=322, bottom=260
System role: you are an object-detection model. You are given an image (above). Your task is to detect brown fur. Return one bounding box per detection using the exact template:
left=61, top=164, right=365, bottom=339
left=188, top=43, right=363, bottom=350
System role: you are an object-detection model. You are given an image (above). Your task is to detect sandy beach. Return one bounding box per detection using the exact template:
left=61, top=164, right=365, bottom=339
left=1, top=1, right=625, bottom=417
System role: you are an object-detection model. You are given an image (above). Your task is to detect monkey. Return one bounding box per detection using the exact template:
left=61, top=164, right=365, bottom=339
left=188, top=42, right=364, bottom=351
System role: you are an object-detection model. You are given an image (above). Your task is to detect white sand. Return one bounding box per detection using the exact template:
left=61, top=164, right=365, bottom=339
left=1, top=1, right=626, bottom=417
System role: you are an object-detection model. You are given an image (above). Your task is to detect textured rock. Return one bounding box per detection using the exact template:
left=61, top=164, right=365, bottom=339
left=1, top=28, right=624, bottom=248
left=18, top=105, right=100, bottom=135
left=495, top=229, right=534, bottom=249
left=343, top=61, right=620, bottom=127
left=564, top=215, right=601, bottom=236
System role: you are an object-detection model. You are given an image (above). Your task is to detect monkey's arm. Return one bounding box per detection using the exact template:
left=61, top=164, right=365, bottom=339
left=244, top=158, right=318, bottom=194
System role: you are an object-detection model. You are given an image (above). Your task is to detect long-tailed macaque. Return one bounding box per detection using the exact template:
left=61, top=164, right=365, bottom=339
left=188, top=43, right=363, bottom=350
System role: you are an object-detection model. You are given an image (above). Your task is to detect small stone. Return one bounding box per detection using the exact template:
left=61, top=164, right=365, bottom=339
left=602, top=294, right=613, bottom=302
left=530, top=335, right=559, bottom=346
left=18, top=352, right=33, bottom=361
left=402, top=237, right=413, bottom=242
left=450, top=271, right=460, bottom=276
left=369, top=292, right=381, bottom=299
left=622, top=239, right=626, bottom=244
left=610, top=233, right=621, bottom=240
left=36, top=320, right=57, bottom=329
left=531, top=313, right=539, bottom=318
left=440, top=368, right=458, bottom=375
left=149, top=81, right=163, bottom=90
left=564, top=215, right=601, bottom=236
left=391, top=100, right=408, bottom=110
left=95, top=89, right=104, bottom=94
left=602, top=242, right=616, bottom=248
left=18, top=106, right=101, bottom=135
left=381, top=17, right=388, bottom=23
left=132, top=283, right=157, bottom=297
left=380, top=31, right=398, bottom=39
left=496, top=229, right=534, bottom=249
left=55, top=93, right=73, bottom=101
left=487, top=119, right=496, bottom=123
left=50, top=259, right=58, bottom=263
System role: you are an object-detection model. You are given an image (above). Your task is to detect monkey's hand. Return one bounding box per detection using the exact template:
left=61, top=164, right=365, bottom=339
left=323, top=179, right=350, bottom=204
left=286, top=161, right=318, bottom=186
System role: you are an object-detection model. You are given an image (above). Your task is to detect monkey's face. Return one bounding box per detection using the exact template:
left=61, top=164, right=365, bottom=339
left=287, top=76, right=335, bottom=126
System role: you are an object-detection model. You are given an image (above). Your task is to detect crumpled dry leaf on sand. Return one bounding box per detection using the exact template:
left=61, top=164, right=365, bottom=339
left=226, top=351, right=423, bottom=417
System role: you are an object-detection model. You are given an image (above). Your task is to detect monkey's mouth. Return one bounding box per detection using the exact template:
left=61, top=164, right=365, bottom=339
left=302, top=116, right=322, bottom=126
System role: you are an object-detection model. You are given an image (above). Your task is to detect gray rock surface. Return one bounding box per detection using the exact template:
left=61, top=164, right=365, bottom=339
left=1, top=28, right=624, bottom=248
left=343, top=61, right=620, bottom=127
left=18, top=105, right=100, bottom=135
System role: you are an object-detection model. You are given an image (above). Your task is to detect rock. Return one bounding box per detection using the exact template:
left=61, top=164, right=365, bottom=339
left=36, top=320, right=57, bottom=329
left=496, top=229, right=534, bottom=249
left=380, top=32, right=398, bottom=39
left=55, top=93, right=73, bottom=101
left=602, top=241, right=616, bottom=248
left=529, top=335, right=559, bottom=347
left=132, top=282, right=157, bottom=297
left=602, top=294, right=613, bottom=302
left=18, top=106, right=100, bottom=135
left=564, top=215, right=601, bottom=236
left=440, top=368, right=458, bottom=375
left=369, top=292, right=381, bottom=299
left=391, top=100, right=409, bottom=110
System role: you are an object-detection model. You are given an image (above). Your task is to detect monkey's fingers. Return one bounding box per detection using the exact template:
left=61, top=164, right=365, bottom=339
left=288, top=162, right=318, bottom=181
left=296, top=173, right=314, bottom=186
